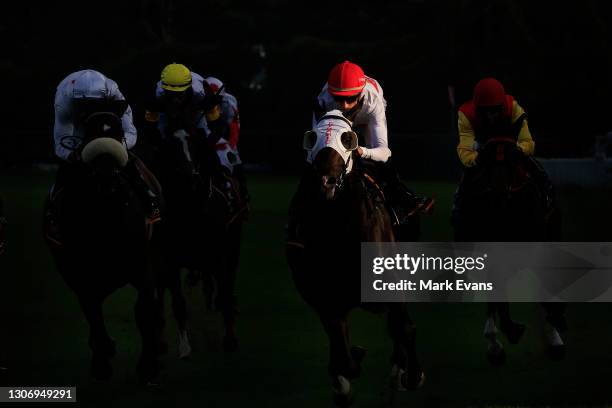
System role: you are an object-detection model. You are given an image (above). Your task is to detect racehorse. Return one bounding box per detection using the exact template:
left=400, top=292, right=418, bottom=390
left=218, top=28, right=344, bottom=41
left=143, top=126, right=247, bottom=353
left=44, top=112, right=163, bottom=383
left=453, top=136, right=565, bottom=364
left=286, top=113, right=425, bottom=406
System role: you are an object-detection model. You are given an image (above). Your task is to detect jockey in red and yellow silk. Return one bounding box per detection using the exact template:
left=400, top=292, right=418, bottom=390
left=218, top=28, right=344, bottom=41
left=457, top=78, right=534, bottom=167
left=452, top=78, right=555, bottom=226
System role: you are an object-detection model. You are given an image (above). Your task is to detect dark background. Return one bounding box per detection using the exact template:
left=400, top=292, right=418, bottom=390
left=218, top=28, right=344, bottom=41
left=3, top=3, right=612, bottom=406
left=2, top=0, right=612, bottom=176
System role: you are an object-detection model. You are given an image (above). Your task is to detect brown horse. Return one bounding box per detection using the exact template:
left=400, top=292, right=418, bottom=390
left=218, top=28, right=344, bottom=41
left=453, top=137, right=565, bottom=365
left=44, top=112, right=162, bottom=383
left=287, top=117, right=424, bottom=406
left=142, top=126, right=247, bottom=353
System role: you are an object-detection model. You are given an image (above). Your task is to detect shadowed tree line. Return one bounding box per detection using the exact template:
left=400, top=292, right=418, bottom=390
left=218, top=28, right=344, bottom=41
left=1, top=0, right=611, bottom=175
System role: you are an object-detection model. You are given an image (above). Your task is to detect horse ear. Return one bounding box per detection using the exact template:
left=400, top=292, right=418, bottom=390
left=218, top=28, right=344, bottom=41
left=341, top=131, right=358, bottom=151
left=303, top=130, right=317, bottom=150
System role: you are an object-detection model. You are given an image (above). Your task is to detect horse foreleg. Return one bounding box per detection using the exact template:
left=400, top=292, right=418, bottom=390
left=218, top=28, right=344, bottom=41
left=319, top=311, right=356, bottom=405
left=155, top=285, right=169, bottom=356
left=542, top=302, right=566, bottom=360
left=78, top=297, right=115, bottom=380
left=492, top=302, right=526, bottom=344
left=134, top=290, right=161, bottom=384
left=167, top=266, right=190, bottom=359
left=484, top=305, right=505, bottom=366
left=213, top=225, right=242, bottom=352
left=387, top=303, right=424, bottom=391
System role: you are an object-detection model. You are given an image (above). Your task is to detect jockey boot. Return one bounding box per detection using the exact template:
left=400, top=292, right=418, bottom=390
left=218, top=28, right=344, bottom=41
left=122, top=160, right=161, bottom=223
left=388, top=183, right=434, bottom=227
left=373, top=160, right=434, bottom=227
left=44, top=163, right=78, bottom=248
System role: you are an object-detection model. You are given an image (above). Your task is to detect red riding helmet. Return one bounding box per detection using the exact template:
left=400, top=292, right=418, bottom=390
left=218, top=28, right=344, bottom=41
left=473, top=78, right=506, bottom=107
left=327, top=61, right=366, bottom=97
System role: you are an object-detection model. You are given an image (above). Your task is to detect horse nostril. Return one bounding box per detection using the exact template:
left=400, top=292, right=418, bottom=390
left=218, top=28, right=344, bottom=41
left=327, top=177, right=337, bottom=185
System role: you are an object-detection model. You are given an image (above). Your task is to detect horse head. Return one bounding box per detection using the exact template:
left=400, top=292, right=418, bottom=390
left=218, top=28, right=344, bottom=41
left=304, top=110, right=358, bottom=200
left=80, top=112, right=129, bottom=192
left=476, top=137, right=530, bottom=195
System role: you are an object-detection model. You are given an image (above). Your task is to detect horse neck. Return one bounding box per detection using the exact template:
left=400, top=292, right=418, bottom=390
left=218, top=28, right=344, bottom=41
left=308, top=174, right=393, bottom=243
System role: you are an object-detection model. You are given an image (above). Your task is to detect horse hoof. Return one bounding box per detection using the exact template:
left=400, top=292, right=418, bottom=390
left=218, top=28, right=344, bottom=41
left=332, top=392, right=354, bottom=407
left=501, top=322, right=526, bottom=344
left=137, top=359, right=161, bottom=385
left=90, top=356, right=113, bottom=380
left=332, top=376, right=353, bottom=407
left=401, top=370, right=425, bottom=391
left=350, top=345, right=367, bottom=365
left=178, top=331, right=192, bottom=359
left=486, top=348, right=506, bottom=366
left=223, top=335, right=239, bottom=353
left=547, top=344, right=566, bottom=361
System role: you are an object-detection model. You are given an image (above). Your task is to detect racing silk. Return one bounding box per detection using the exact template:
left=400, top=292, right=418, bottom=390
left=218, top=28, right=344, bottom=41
left=152, top=71, right=207, bottom=136
left=457, top=96, right=535, bottom=167
left=313, top=77, right=391, bottom=162
left=205, top=92, right=240, bottom=150
left=54, top=70, right=136, bottom=160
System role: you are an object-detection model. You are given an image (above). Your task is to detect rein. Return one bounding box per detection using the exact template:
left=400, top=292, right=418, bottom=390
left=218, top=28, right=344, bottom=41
left=334, top=154, right=351, bottom=190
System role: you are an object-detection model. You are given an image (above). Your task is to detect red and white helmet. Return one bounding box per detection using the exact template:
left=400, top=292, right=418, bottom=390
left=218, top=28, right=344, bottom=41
left=204, top=76, right=225, bottom=95
left=327, top=61, right=366, bottom=97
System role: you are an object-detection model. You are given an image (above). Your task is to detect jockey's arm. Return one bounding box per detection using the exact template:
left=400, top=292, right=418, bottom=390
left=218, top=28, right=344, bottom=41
left=107, top=83, right=137, bottom=150
left=513, top=101, right=535, bottom=155
left=226, top=101, right=240, bottom=149
left=457, top=111, right=478, bottom=167
left=119, top=103, right=137, bottom=150
left=361, top=105, right=391, bottom=162
left=53, top=102, right=75, bottom=161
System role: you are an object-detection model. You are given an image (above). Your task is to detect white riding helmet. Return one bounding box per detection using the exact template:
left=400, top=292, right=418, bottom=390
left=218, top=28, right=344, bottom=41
left=72, top=70, right=109, bottom=99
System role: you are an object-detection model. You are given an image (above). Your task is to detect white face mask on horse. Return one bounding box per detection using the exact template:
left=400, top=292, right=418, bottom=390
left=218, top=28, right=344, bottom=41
left=304, top=110, right=358, bottom=173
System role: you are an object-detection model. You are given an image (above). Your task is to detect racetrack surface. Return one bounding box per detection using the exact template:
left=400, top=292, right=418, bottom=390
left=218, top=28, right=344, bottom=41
left=0, top=170, right=611, bottom=407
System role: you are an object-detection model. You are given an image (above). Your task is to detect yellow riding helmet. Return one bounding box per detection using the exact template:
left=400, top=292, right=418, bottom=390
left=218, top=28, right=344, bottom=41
left=160, top=63, right=192, bottom=92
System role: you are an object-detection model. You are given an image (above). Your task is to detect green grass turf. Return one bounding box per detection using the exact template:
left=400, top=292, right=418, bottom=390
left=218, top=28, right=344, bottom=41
left=0, top=170, right=611, bottom=407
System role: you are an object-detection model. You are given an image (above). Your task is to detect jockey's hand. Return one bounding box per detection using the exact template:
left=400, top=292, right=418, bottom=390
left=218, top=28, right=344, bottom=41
left=356, top=147, right=364, bottom=157
left=67, top=149, right=81, bottom=164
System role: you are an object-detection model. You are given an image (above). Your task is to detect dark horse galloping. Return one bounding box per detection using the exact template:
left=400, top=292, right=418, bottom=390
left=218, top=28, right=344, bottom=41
left=287, top=116, right=424, bottom=406
left=45, top=113, right=162, bottom=383
left=453, top=137, right=565, bottom=364
left=143, top=126, right=247, bottom=353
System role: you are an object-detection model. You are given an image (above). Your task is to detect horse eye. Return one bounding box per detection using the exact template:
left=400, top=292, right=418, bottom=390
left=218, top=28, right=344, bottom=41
left=327, top=177, right=337, bottom=185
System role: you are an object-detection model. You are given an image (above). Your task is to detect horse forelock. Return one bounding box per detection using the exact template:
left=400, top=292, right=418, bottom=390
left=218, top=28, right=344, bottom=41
left=313, top=147, right=346, bottom=177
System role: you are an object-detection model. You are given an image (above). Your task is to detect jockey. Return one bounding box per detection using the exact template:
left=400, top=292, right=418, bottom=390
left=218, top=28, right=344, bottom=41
left=453, top=78, right=554, bottom=222
left=146, top=65, right=245, bottom=205
left=54, top=69, right=137, bottom=161
left=287, top=61, right=432, bottom=243
left=146, top=62, right=207, bottom=136
left=201, top=76, right=249, bottom=202
left=312, top=61, right=432, bottom=224
left=50, top=69, right=160, bottom=240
